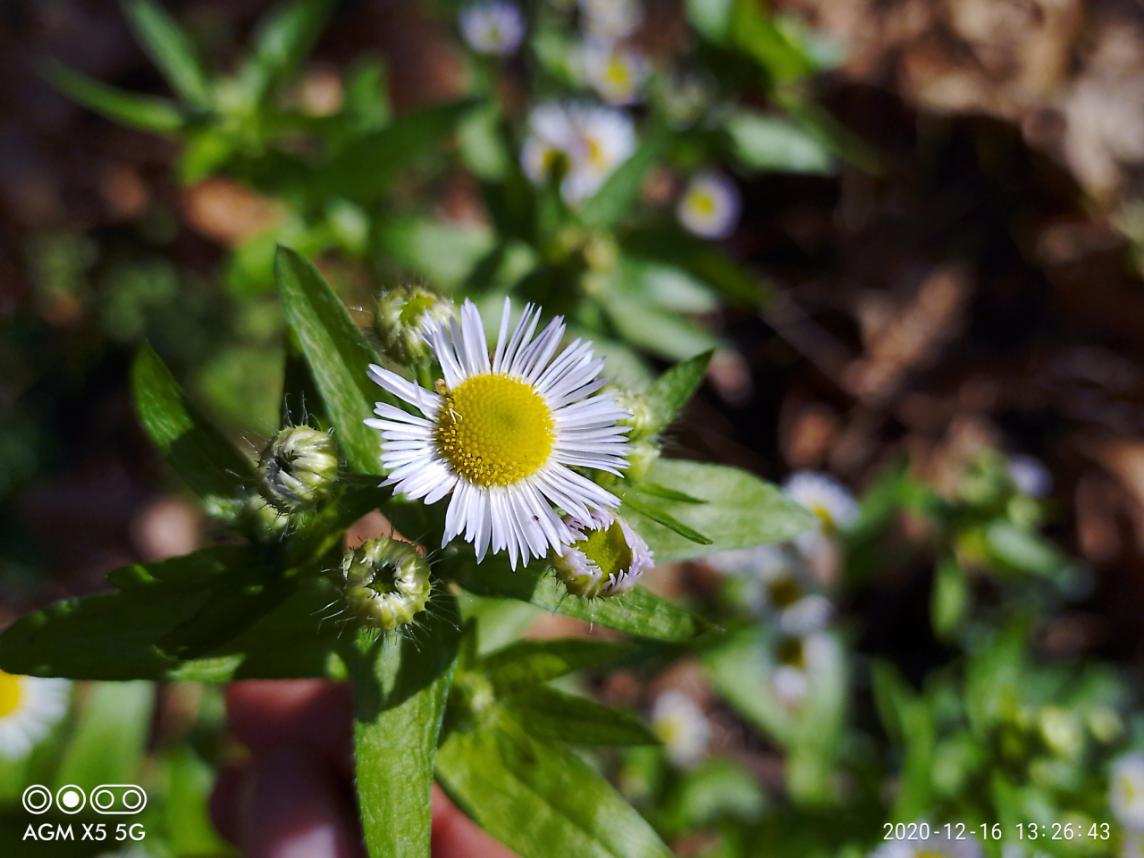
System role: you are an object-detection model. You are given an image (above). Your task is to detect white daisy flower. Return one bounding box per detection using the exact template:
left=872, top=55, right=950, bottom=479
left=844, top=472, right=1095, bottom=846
left=0, top=671, right=70, bottom=759
left=580, top=40, right=648, bottom=106
left=579, top=0, right=642, bottom=40
left=677, top=171, right=742, bottom=240
left=869, top=829, right=981, bottom=858
left=708, top=545, right=831, bottom=634
left=650, top=690, right=709, bottom=767
left=1008, top=454, right=1051, bottom=499
left=770, top=632, right=835, bottom=710
left=365, top=299, right=630, bottom=569
left=1111, top=752, right=1144, bottom=832
left=784, top=471, right=859, bottom=555
left=521, top=102, right=636, bottom=204
left=459, top=1, right=525, bottom=56
left=553, top=509, right=653, bottom=597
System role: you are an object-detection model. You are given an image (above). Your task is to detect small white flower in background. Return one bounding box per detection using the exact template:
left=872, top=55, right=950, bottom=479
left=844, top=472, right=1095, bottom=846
left=0, top=671, right=69, bottom=759
left=578, top=0, right=642, bottom=40
left=769, top=631, right=834, bottom=709
left=459, top=1, right=525, bottom=56
left=869, top=829, right=982, bottom=858
left=650, top=690, right=709, bottom=767
left=366, top=299, right=630, bottom=569
left=1008, top=454, right=1052, bottom=498
left=677, top=171, right=742, bottom=240
left=553, top=509, right=654, bottom=597
left=521, top=102, right=636, bottom=204
left=580, top=40, right=648, bottom=106
left=708, top=545, right=832, bottom=634
left=784, top=471, right=859, bottom=555
left=1111, top=752, right=1144, bottom=832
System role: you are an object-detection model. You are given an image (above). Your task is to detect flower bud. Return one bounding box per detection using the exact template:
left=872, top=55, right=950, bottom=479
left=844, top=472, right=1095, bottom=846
left=339, top=538, right=431, bottom=631
left=552, top=510, right=653, bottom=598
left=611, top=389, right=656, bottom=440
left=258, top=426, right=339, bottom=512
left=375, top=286, right=455, bottom=365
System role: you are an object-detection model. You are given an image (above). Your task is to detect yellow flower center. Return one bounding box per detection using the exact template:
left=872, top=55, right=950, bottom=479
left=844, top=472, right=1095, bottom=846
left=809, top=502, right=836, bottom=531
left=0, top=671, right=24, bottom=719
left=605, top=58, right=631, bottom=90
left=586, top=136, right=607, bottom=169
left=688, top=189, right=717, bottom=218
left=435, top=373, right=555, bottom=487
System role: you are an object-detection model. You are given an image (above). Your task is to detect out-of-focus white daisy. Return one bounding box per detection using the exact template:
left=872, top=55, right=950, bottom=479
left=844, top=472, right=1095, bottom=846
left=553, top=509, right=654, bottom=597
left=1008, top=454, right=1051, bottom=499
left=366, top=299, right=630, bottom=569
left=708, top=545, right=831, bottom=634
left=1111, top=752, right=1144, bottom=832
left=459, top=1, right=525, bottom=56
left=869, top=829, right=982, bottom=858
left=650, top=690, right=709, bottom=767
left=0, top=671, right=70, bottom=759
left=676, top=171, right=742, bottom=240
left=770, top=632, right=834, bottom=709
left=784, top=471, right=859, bottom=555
left=580, top=40, right=648, bottom=106
left=578, top=0, right=642, bottom=40
left=521, top=102, right=636, bottom=203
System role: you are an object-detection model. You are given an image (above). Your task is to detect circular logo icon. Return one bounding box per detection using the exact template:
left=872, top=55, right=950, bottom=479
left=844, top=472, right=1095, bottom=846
left=21, top=785, right=52, bottom=815
left=55, top=785, right=86, bottom=815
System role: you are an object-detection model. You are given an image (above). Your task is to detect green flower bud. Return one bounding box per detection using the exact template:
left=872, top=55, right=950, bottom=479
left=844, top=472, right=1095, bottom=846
left=611, top=389, right=656, bottom=440
left=625, top=438, right=661, bottom=482
left=375, top=286, right=455, bottom=365
left=339, top=538, right=431, bottom=631
left=553, top=511, right=653, bottom=598
left=258, top=426, right=339, bottom=512
left=239, top=493, right=290, bottom=542
left=1039, top=705, right=1084, bottom=759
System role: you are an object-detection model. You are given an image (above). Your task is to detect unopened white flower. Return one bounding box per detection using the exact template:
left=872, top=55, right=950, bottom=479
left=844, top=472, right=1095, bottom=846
left=581, top=40, right=648, bottom=106
left=553, top=509, right=653, bottom=597
left=869, top=829, right=982, bottom=858
left=784, top=471, right=859, bottom=555
left=521, top=102, right=636, bottom=204
left=366, top=299, right=630, bottom=569
left=770, top=632, right=834, bottom=709
left=650, top=690, right=709, bottom=767
left=0, top=671, right=69, bottom=759
left=708, top=545, right=831, bottom=634
left=1008, top=454, right=1051, bottom=499
left=579, top=0, right=642, bottom=40
left=258, top=426, right=339, bottom=512
left=459, top=2, right=525, bottom=56
left=677, top=171, right=741, bottom=240
left=1112, top=752, right=1144, bottom=832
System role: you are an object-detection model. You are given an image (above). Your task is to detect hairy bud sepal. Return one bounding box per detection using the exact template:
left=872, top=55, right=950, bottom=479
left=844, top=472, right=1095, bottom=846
left=339, top=538, right=431, bottom=632
left=375, top=286, right=454, bottom=366
left=258, top=426, right=339, bottom=512
left=552, top=511, right=653, bottom=598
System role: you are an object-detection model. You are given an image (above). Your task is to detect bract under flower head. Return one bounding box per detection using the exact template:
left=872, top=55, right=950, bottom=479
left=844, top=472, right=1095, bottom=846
left=553, top=509, right=653, bottom=597
left=340, top=538, right=431, bottom=632
left=258, top=426, right=339, bottom=512
left=366, top=299, right=630, bottom=568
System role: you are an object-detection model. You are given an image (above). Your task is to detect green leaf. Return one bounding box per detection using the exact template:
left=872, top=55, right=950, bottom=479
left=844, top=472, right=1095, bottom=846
left=276, top=246, right=384, bottom=475
left=56, top=682, right=153, bottom=787
left=599, top=290, right=721, bottom=361
left=106, top=545, right=258, bottom=591
left=644, top=351, right=712, bottom=435
left=503, top=687, right=659, bottom=747
left=281, top=332, right=330, bottom=429
left=121, top=0, right=212, bottom=107
left=686, top=0, right=734, bottom=43
left=437, top=715, right=671, bottom=858
left=729, top=0, right=815, bottom=84
left=617, top=492, right=712, bottom=546
left=451, top=558, right=707, bottom=642
left=132, top=345, right=255, bottom=501
left=612, top=256, right=720, bottom=315
left=579, top=129, right=667, bottom=229
left=372, top=216, right=496, bottom=290
left=42, top=61, right=184, bottom=134
left=480, top=639, right=632, bottom=693
left=284, top=478, right=386, bottom=567
left=238, top=0, right=335, bottom=104
left=724, top=110, right=834, bottom=175
left=983, top=521, right=1076, bottom=585
left=622, top=230, right=764, bottom=308
left=661, top=758, right=764, bottom=833
left=931, top=558, right=969, bottom=640
left=345, top=596, right=461, bottom=858
left=624, top=459, right=815, bottom=561
left=320, top=100, right=476, bottom=204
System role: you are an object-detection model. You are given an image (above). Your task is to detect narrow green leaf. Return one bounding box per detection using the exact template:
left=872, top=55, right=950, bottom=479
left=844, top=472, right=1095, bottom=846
left=618, top=493, right=712, bottom=545
left=480, top=639, right=632, bottom=693
left=121, top=0, right=212, bottom=106
left=623, top=459, right=815, bottom=562
left=503, top=687, right=659, bottom=746
left=622, top=230, right=765, bottom=308
left=56, top=682, right=153, bottom=787
left=239, top=0, right=335, bottom=103
left=275, top=246, right=384, bottom=476
left=599, top=290, right=721, bottom=361
left=579, top=129, right=667, bottom=229
left=437, top=715, right=672, bottom=858
left=346, top=595, right=461, bottom=858
left=284, top=479, right=386, bottom=567
left=644, top=351, right=712, bottom=436
left=372, top=216, right=496, bottom=290
left=157, top=575, right=297, bottom=660
left=281, top=333, right=330, bottom=429
left=132, top=344, right=255, bottom=500
left=42, top=60, right=184, bottom=134
left=451, top=558, right=707, bottom=642
left=626, top=482, right=705, bottom=505
left=729, top=0, right=815, bottom=84
left=931, top=558, right=968, bottom=640
left=724, top=109, right=834, bottom=175
left=686, top=0, right=734, bottom=43
left=984, top=521, right=1076, bottom=584
left=106, top=545, right=258, bottom=591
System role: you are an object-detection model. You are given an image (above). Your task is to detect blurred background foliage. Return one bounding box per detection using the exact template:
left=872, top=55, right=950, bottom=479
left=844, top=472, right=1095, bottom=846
left=1, top=0, right=1142, bottom=855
